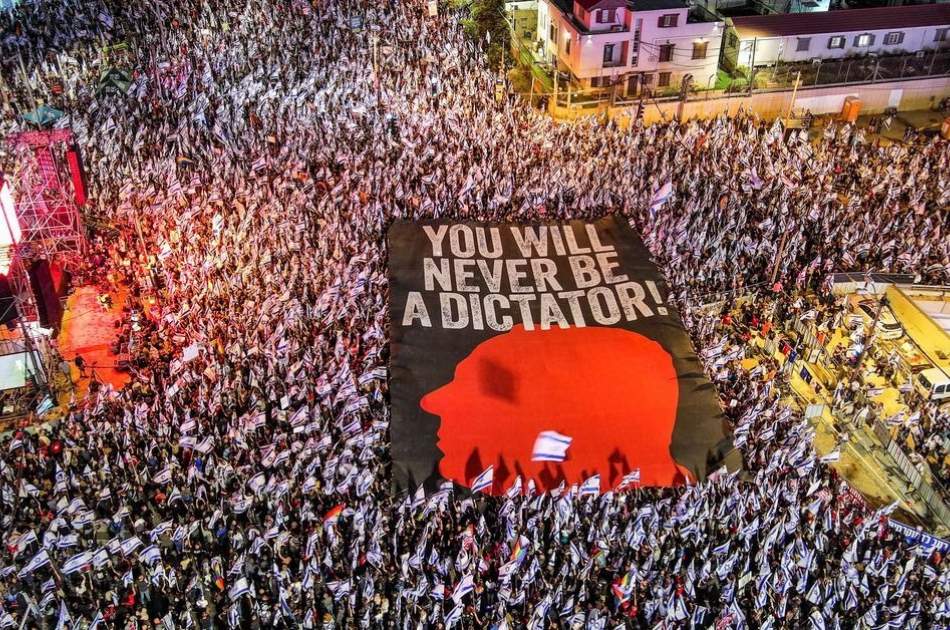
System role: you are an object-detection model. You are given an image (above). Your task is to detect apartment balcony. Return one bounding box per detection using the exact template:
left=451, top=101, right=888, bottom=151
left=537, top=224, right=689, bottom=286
left=588, top=23, right=630, bottom=34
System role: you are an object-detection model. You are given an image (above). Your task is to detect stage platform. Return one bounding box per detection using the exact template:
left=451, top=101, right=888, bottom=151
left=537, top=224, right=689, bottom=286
left=58, top=284, right=130, bottom=395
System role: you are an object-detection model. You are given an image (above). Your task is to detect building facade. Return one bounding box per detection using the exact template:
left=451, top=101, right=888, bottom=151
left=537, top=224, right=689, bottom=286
left=536, top=0, right=724, bottom=95
left=723, top=4, right=950, bottom=68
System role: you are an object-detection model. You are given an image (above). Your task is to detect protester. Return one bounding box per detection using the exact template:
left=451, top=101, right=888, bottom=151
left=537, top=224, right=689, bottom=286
left=0, top=0, right=948, bottom=627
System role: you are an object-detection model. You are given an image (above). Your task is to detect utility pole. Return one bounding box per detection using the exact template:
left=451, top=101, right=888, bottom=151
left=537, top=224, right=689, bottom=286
left=769, top=230, right=788, bottom=286
left=748, top=37, right=757, bottom=96
left=786, top=70, right=801, bottom=120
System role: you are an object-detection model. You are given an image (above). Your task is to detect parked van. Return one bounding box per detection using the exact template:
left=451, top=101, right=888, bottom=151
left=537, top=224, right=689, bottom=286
left=915, top=368, right=950, bottom=402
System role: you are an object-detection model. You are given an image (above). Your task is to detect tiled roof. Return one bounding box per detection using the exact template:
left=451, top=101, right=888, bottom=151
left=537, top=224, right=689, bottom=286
left=732, top=4, right=950, bottom=39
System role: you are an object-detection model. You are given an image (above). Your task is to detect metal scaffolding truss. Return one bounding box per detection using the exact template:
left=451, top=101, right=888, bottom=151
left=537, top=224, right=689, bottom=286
left=6, top=128, right=86, bottom=271
left=0, top=128, right=88, bottom=395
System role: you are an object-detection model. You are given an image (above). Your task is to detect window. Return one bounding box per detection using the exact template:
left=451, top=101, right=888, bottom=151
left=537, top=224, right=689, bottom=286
left=597, top=9, right=616, bottom=23
left=934, top=28, right=948, bottom=42
left=658, top=13, right=678, bottom=28
left=603, top=43, right=615, bottom=63
left=591, top=76, right=602, bottom=87
left=854, top=33, right=874, bottom=47
left=659, top=44, right=674, bottom=62
left=884, top=32, right=904, bottom=45
left=728, top=32, right=738, bottom=48
left=796, top=37, right=811, bottom=52
left=642, top=73, right=653, bottom=85
left=658, top=72, right=671, bottom=87
left=566, top=38, right=571, bottom=54
left=550, top=24, right=556, bottom=42
left=827, top=36, right=845, bottom=49
left=692, top=41, right=708, bottom=59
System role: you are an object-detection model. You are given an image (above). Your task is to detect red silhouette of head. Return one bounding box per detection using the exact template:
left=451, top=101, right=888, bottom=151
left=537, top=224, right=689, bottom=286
left=420, top=325, right=685, bottom=492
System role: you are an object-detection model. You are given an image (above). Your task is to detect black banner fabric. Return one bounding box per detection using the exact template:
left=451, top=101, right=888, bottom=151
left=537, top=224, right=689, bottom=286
left=388, top=217, right=732, bottom=493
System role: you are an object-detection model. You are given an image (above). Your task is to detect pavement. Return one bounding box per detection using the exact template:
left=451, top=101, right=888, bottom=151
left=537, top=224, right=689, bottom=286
left=805, top=107, right=948, bottom=146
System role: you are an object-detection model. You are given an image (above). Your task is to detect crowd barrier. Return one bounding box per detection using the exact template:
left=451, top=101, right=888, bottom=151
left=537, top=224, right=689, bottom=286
left=872, top=418, right=950, bottom=528
left=888, top=518, right=950, bottom=555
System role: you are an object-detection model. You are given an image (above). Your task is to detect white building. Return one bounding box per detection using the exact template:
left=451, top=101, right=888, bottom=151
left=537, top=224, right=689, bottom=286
left=724, top=4, right=950, bottom=68
left=536, top=0, right=725, bottom=96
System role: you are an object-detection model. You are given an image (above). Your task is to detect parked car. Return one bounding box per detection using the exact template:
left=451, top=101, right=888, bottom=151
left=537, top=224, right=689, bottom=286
left=854, top=299, right=905, bottom=341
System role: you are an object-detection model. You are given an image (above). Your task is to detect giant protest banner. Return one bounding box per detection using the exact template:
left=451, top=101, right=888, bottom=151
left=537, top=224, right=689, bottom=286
left=389, top=217, right=734, bottom=493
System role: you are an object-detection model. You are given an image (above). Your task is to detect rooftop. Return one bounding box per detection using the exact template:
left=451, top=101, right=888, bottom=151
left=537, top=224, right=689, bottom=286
left=630, top=0, right=688, bottom=10
left=731, top=4, right=950, bottom=39
left=556, top=0, right=691, bottom=14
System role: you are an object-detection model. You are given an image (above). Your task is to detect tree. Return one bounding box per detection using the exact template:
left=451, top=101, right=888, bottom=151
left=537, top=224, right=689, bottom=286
left=452, top=0, right=511, bottom=71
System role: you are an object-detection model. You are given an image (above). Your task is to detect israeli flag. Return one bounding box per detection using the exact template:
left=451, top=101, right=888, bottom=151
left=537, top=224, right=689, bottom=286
left=152, top=466, right=173, bottom=485
left=691, top=605, right=707, bottom=626
left=579, top=475, right=600, bottom=497
left=326, top=580, right=350, bottom=600
left=229, top=576, right=251, bottom=601
left=138, top=545, right=162, bottom=566
left=649, top=181, right=673, bottom=218
left=531, top=431, right=573, bottom=463
left=119, top=536, right=143, bottom=556
left=618, top=469, right=641, bottom=488
left=451, top=574, right=474, bottom=604
left=470, top=465, right=493, bottom=494
left=445, top=603, right=464, bottom=628
left=61, top=551, right=93, bottom=575
left=55, top=601, right=70, bottom=630
left=247, top=473, right=267, bottom=495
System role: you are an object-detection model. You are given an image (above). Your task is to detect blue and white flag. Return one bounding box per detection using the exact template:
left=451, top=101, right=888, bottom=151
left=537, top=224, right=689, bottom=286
left=470, top=465, right=493, bottom=494
left=649, top=181, right=673, bottom=218
left=579, top=475, right=600, bottom=497
left=247, top=473, right=266, bottom=495
left=18, top=549, right=50, bottom=577
left=531, top=431, right=572, bottom=463
left=229, top=577, right=251, bottom=601
left=451, top=574, right=474, bottom=604
left=120, top=536, right=143, bottom=556
left=326, top=580, right=351, bottom=600
left=152, top=466, right=173, bottom=485
left=54, top=601, right=70, bottom=630
left=445, top=603, right=464, bottom=628
left=618, top=469, right=641, bottom=488
left=61, top=551, right=93, bottom=575
left=139, top=545, right=162, bottom=566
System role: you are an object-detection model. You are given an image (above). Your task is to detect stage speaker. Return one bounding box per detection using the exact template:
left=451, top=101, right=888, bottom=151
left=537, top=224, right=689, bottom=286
left=28, top=260, right=64, bottom=333
left=49, top=260, right=71, bottom=297
left=0, top=274, right=18, bottom=328
left=67, top=145, right=87, bottom=207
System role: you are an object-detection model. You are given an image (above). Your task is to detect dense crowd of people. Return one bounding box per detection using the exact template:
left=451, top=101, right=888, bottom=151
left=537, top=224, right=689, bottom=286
left=0, top=0, right=949, bottom=627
